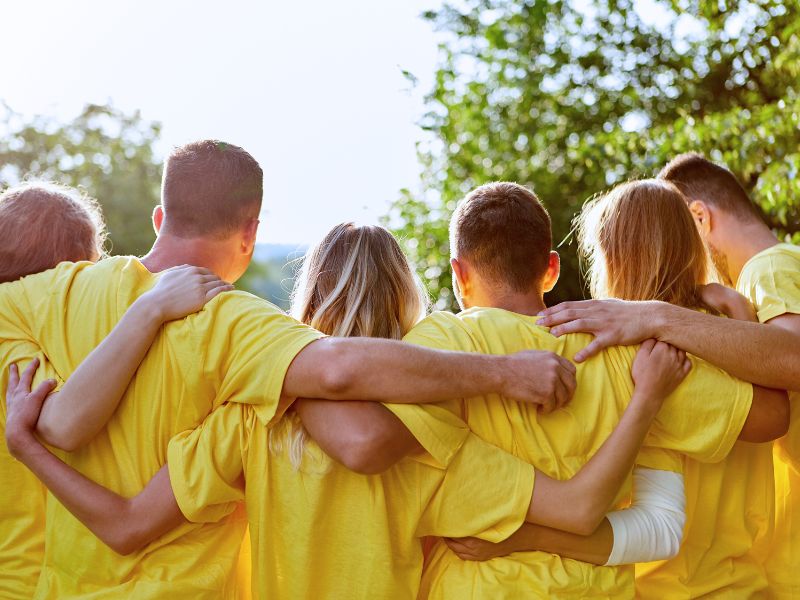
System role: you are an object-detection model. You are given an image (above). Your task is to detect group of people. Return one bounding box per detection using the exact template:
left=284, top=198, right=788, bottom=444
left=0, top=139, right=798, bottom=599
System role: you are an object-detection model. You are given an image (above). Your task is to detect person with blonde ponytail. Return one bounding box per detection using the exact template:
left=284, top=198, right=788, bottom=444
left=545, top=179, right=785, bottom=598
left=8, top=218, right=703, bottom=599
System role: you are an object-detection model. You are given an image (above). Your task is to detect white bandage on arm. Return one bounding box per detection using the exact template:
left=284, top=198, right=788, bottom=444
left=604, top=467, right=686, bottom=566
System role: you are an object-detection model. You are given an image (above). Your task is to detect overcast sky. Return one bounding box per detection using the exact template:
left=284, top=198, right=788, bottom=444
left=2, top=0, right=440, bottom=244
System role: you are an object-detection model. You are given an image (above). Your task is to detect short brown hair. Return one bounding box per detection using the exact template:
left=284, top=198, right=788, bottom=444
left=658, top=153, right=762, bottom=221
left=0, top=182, right=107, bottom=283
left=450, top=182, right=552, bottom=292
left=161, top=139, right=263, bottom=238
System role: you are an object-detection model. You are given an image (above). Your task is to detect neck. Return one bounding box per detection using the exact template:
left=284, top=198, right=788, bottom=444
left=468, top=288, right=547, bottom=316
left=723, top=220, right=779, bottom=283
left=141, top=234, right=239, bottom=280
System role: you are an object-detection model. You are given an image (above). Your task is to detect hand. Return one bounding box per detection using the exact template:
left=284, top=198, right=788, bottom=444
left=698, top=283, right=758, bottom=322
left=140, top=265, right=234, bottom=323
left=538, top=299, right=666, bottom=362
left=5, top=359, right=57, bottom=457
left=631, top=340, right=691, bottom=411
left=444, top=536, right=516, bottom=562
left=501, top=350, right=577, bottom=413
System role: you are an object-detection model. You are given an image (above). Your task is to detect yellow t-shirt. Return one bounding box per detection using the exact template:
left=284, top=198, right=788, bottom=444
left=634, top=444, right=774, bottom=598
left=167, top=401, right=535, bottom=600
left=0, top=257, right=323, bottom=600
left=407, top=308, right=753, bottom=600
left=737, top=242, right=800, bottom=597
left=0, top=342, right=58, bottom=600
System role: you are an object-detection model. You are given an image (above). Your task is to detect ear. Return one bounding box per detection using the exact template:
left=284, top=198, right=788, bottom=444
left=541, top=251, right=560, bottom=293
left=688, top=200, right=712, bottom=236
left=241, top=218, right=260, bottom=254
left=451, top=257, right=468, bottom=295
left=152, top=205, right=164, bottom=235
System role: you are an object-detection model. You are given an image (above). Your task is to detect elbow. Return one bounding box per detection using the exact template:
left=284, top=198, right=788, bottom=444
left=337, top=431, right=397, bottom=475
left=568, top=504, right=607, bottom=537
left=106, top=522, right=149, bottom=556
left=775, top=395, right=791, bottom=440
left=655, top=513, right=685, bottom=561
left=36, top=419, right=85, bottom=453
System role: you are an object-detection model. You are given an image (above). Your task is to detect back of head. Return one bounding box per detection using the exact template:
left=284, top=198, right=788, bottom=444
left=161, top=140, right=263, bottom=239
left=291, top=222, right=427, bottom=340
left=658, top=152, right=763, bottom=222
left=577, top=179, right=710, bottom=308
left=0, top=182, right=107, bottom=283
left=451, top=182, right=552, bottom=292
left=274, top=222, right=427, bottom=470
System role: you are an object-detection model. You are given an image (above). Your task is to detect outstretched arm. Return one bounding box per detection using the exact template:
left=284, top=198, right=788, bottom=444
left=538, top=299, right=800, bottom=391
left=283, top=341, right=577, bottom=412
left=36, top=266, right=233, bottom=451
left=6, top=361, right=186, bottom=555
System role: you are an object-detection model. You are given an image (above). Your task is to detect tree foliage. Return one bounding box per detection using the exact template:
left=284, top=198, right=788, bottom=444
left=387, top=0, right=800, bottom=309
left=0, top=103, right=163, bottom=256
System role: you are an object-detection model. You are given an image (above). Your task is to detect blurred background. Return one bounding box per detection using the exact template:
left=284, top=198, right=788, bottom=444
left=2, top=0, right=798, bottom=310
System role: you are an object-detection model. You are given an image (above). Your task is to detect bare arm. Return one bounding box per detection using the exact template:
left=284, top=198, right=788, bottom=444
left=445, top=520, right=614, bottom=565
left=539, top=299, right=800, bottom=391
left=739, top=385, right=789, bottom=442
left=283, top=340, right=577, bottom=411
left=447, top=469, right=685, bottom=566
left=6, top=362, right=186, bottom=555
left=36, top=266, right=232, bottom=451
left=295, top=399, right=423, bottom=474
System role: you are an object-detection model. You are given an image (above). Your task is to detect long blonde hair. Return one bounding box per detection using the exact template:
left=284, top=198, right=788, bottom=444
left=576, top=179, right=713, bottom=308
left=269, top=222, right=428, bottom=470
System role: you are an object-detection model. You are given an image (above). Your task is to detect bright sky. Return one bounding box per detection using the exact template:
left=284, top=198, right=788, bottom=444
left=1, top=0, right=440, bottom=244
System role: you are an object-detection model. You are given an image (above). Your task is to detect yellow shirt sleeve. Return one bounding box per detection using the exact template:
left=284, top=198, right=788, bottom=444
left=167, top=403, right=252, bottom=524
left=635, top=447, right=683, bottom=473
left=645, top=355, right=753, bottom=463
left=737, top=247, right=800, bottom=323
left=196, top=292, right=325, bottom=426
left=0, top=278, right=36, bottom=344
left=415, top=433, right=535, bottom=542
left=386, top=312, right=480, bottom=465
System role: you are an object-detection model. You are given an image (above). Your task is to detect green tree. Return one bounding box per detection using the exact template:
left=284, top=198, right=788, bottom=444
left=0, top=103, right=162, bottom=256
left=387, top=0, right=800, bottom=310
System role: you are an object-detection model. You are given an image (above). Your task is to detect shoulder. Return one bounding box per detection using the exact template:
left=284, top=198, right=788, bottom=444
left=404, top=311, right=476, bottom=350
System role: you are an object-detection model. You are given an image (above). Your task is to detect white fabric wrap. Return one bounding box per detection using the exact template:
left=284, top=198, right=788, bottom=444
left=604, top=467, right=686, bottom=566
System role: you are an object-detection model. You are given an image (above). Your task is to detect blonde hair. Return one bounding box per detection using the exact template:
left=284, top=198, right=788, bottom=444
left=269, top=222, right=428, bottom=470
left=576, top=179, right=713, bottom=308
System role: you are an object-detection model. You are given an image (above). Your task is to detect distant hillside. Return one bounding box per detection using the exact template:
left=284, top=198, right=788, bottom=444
left=238, top=243, right=308, bottom=310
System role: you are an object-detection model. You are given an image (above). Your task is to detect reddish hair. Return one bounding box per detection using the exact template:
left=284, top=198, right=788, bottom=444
left=0, top=183, right=107, bottom=283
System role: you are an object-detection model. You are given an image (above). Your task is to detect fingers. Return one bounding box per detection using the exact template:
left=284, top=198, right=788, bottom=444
left=205, top=282, right=234, bottom=302
left=18, top=358, right=40, bottom=394
left=573, top=337, right=608, bottom=363
left=539, top=390, right=557, bottom=415
left=8, top=363, right=19, bottom=391
left=30, top=379, right=57, bottom=405
left=556, top=363, right=576, bottom=408
left=538, top=300, right=594, bottom=319
left=443, top=538, right=484, bottom=561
